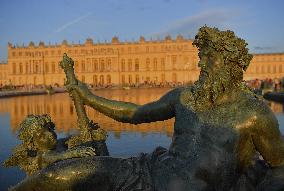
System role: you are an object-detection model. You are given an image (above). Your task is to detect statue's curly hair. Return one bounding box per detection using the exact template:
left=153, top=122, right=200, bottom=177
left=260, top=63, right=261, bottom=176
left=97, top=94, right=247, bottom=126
left=18, top=114, right=55, bottom=149
left=193, top=26, right=253, bottom=82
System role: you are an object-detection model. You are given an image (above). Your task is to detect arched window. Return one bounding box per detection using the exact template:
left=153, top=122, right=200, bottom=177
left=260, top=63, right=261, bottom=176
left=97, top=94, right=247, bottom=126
left=93, top=75, right=98, bottom=85
left=99, top=75, right=104, bottom=85
left=135, top=74, right=139, bottom=84
left=107, top=75, right=111, bottom=84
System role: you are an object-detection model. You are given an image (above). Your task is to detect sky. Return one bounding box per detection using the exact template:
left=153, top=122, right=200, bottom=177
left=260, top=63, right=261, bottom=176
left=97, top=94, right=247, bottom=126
left=0, top=0, right=284, bottom=62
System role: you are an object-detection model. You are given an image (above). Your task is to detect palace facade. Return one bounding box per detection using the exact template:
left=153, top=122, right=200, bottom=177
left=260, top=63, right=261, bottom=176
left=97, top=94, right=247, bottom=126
left=1, top=36, right=284, bottom=86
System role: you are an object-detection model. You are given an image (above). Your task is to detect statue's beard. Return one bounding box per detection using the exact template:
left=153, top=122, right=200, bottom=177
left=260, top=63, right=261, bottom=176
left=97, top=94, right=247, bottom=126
left=194, top=68, right=231, bottom=104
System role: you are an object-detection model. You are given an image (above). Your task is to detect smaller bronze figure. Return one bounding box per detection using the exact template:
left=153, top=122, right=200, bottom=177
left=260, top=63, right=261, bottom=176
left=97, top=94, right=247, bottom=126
left=3, top=114, right=96, bottom=175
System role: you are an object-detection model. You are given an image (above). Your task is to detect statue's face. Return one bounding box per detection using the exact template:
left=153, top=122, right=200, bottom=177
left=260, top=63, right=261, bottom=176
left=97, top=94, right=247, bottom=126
left=198, top=48, right=224, bottom=79
left=33, top=125, right=57, bottom=151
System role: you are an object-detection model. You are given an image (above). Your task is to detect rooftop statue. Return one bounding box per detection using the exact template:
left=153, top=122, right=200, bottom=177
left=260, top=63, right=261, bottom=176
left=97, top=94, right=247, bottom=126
left=10, top=26, right=284, bottom=191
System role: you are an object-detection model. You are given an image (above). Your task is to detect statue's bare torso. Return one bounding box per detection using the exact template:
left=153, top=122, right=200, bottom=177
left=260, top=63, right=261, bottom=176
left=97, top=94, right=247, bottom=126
left=152, top=87, right=278, bottom=190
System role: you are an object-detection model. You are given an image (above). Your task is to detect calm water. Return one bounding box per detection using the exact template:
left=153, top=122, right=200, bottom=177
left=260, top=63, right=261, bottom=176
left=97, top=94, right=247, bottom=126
left=0, top=88, right=283, bottom=190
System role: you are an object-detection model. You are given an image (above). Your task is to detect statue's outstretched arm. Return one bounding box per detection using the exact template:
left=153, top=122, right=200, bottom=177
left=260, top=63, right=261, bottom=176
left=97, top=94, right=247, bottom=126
left=252, top=112, right=284, bottom=167
left=69, top=81, right=180, bottom=124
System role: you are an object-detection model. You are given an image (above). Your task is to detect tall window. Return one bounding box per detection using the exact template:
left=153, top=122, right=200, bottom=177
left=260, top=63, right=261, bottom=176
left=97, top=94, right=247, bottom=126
left=52, top=62, right=55, bottom=73
left=121, top=59, right=125, bottom=72
left=13, top=63, right=16, bottom=74
left=146, top=58, right=150, bottom=71
left=94, top=59, right=98, bottom=72
left=107, top=75, right=111, bottom=84
left=93, top=75, right=98, bottom=85
left=19, top=63, right=23, bottom=74
left=107, top=59, right=111, bottom=71
left=172, top=73, right=177, bottom=83
left=135, top=59, right=139, bottom=71
left=99, top=75, right=104, bottom=85
left=75, top=61, right=79, bottom=72
left=100, top=59, right=105, bottom=72
left=128, top=59, right=132, bottom=71
left=26, top=63, right=29, bottom=74
left=82, top=75, right=85, bottom=83
left=35, top=64, right=39, bottom=73
left=128, top=75, right=132, bottom=84
left=268, top=65, right=271, bottom=73
left=161, top=58, right=165, bottom=70
left=161, top=73, right=165, bottom=82
left=45, top=63, right=49, bottom=73
left=153, top=58, right=157, bottom=71
left=121, top=75, right=125, bottom=84
left=135, top=75, right=139, bottom=84
left=81, top=60, right=85, bottom=72
left=172, top=55, right=177, bottom=70
left=261, top=66, right=265, bottom=73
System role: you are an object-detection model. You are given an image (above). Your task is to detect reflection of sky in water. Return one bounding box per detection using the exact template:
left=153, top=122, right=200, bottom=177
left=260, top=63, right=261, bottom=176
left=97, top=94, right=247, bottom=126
left=0, top=88, right=283, bottom=190
left=275, top=114, right=284, bottom=133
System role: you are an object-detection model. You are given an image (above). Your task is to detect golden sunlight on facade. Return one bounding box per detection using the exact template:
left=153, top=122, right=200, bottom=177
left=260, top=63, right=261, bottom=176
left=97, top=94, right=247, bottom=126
left=0, top=89, right=174, bottom=136
left=1, top=36, right=284, bottom=86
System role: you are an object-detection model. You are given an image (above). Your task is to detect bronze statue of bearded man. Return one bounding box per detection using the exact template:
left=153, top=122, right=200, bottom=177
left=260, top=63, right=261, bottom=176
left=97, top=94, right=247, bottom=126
left=11, top=26, right=284, bottom=191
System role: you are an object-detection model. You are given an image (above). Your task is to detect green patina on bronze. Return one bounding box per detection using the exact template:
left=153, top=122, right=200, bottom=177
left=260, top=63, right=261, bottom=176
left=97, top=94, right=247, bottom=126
left=9, top=26, right=284, bottom=191
left=3, top=114, right=96, bottom=175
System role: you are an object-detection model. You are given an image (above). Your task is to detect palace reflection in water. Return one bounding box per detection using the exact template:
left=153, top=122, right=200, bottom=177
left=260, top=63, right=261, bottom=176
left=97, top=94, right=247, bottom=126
left=0, top=88, right=176, bottom=137
left=0, top=88, right=283, bottom=137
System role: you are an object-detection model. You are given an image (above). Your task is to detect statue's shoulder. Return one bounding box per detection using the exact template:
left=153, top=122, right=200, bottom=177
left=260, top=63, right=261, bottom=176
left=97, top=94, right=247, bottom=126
left=161, top=87, right=186, bottom=104
left=239, top=90, right=277, bottom=123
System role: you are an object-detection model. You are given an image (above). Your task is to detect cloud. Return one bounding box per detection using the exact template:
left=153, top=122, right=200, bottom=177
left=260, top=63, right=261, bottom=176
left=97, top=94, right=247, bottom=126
left=54, top=12, right=93, bottom=33
left=253, top=46, right=274, bottom=50
left=151, top=9, right=239, bottom=38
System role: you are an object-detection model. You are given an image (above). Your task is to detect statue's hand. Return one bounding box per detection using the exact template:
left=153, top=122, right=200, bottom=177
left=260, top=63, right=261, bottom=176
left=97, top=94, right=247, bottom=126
left=65, top=80, right=92, bottom=98
left=68, top=146, right=96, bottom=158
